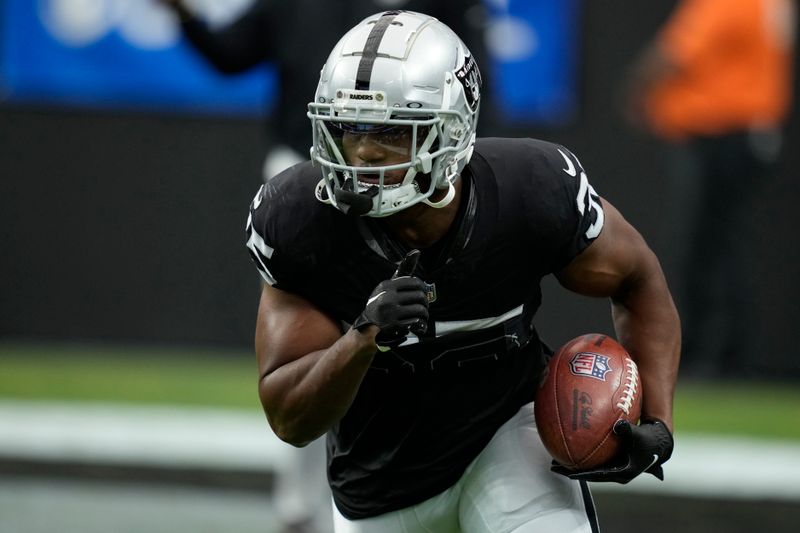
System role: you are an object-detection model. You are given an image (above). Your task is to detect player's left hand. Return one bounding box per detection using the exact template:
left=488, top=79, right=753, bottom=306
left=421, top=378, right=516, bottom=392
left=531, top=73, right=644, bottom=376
left=551, top=418, right=674, bottom=484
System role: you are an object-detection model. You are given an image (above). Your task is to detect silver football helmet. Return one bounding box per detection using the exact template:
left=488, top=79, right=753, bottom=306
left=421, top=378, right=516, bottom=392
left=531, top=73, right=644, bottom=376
left=308, top=11, right=482, bottom=217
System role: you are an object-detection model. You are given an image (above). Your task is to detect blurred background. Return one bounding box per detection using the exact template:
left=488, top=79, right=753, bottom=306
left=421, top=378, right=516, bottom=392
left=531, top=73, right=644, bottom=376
left=1, top=0, right=799, bottom=532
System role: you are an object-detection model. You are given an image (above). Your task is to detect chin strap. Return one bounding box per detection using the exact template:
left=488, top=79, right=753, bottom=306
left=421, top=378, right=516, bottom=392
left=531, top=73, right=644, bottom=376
left=422, top=180, right=456, bottom=209
left=315, top=178, right=333, bottom=205
left=421, top=133, right=474, bottom=210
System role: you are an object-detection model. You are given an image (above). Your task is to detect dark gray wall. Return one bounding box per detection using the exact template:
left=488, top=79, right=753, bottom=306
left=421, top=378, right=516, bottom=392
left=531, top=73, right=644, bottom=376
left=1, top=110, right=265, bottom=346
left=2, top=1, right=798, bottom=375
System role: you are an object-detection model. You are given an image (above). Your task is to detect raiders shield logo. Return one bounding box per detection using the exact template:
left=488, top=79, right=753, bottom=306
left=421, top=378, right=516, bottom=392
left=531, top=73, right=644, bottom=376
left=455, top=53, right=482, bottom=112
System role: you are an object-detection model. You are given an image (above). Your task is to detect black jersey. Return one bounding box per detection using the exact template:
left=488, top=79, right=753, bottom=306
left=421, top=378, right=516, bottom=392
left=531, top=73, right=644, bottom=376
left=245, top=137, right=604, bottom=519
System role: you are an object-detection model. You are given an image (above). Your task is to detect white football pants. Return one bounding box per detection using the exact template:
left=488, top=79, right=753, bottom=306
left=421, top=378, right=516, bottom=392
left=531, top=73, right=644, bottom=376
left=332, top=402, right=599, bottom=533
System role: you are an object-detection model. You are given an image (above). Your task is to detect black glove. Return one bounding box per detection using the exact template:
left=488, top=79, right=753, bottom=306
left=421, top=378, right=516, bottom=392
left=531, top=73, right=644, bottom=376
left=352, top=250, right=429, bottom=349
left=551, top=418, right=674, bottom=484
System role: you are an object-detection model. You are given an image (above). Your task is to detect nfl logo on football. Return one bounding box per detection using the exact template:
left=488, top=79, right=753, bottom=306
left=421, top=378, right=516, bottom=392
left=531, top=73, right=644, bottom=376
left=569, top=352, right=612, bottom=381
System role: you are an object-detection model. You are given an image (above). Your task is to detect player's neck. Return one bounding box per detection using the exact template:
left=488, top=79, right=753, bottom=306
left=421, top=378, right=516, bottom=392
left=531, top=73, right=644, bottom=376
left=382, top=178, right=463, bottom=250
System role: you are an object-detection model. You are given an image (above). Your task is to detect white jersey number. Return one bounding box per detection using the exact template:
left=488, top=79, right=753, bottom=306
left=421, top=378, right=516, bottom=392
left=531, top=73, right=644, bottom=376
left=576, top=171, right=604, bottom=239
left=559, top=148, right=604, bottom=240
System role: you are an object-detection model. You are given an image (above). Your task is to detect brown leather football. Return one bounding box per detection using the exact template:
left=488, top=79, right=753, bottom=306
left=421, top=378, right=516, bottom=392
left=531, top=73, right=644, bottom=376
left=534, top=333, right=642, bottom=470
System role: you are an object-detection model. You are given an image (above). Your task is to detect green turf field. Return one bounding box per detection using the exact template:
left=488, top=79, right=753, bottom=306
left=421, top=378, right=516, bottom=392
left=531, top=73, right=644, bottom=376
left=2, top=341, right=799, bottom=441
left=0, top=342, right=258, bottom=410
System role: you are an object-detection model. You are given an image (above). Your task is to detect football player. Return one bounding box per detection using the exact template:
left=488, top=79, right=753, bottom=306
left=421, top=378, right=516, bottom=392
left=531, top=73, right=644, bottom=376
left=246, top=11, right=680, bottom=533
left=160, top=4, right=489, bottom=531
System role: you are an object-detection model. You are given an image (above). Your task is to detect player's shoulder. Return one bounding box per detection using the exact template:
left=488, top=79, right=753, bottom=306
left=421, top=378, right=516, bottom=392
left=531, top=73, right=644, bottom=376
left=474, top=136, right=559, bottom=156
left=259, top=161, right=320, bottom=206
left=254, top=161, right=328, bottom=213
left=473, top=137, right=584, bottom=179
left=471, top=136, right=602, bottom=250
left=471, top=137, right=587, bottom=209
left=246, top=161, right=353, bottom=286
left=248, top=161, right=341, bottom=247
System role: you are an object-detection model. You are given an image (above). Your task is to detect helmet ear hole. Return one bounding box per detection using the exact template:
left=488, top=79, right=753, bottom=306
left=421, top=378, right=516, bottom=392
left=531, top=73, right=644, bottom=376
left=445, top=119, right=467, bottom=142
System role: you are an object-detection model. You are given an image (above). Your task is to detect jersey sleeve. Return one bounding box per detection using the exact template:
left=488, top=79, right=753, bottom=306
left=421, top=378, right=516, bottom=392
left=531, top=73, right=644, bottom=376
left=245, top=182, right=306, bottom=291
left=521, top=141, right=605, bottom=272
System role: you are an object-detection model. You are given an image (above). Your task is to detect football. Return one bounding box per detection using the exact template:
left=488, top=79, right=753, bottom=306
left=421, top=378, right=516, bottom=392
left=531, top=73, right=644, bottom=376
left=534, top=333, right=642, bottom=471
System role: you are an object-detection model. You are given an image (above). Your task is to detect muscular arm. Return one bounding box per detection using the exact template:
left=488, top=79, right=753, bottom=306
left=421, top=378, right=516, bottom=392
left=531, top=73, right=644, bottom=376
left=255, top=283, right=379, bottom=447
left=556, top=199, right=680, bottom=431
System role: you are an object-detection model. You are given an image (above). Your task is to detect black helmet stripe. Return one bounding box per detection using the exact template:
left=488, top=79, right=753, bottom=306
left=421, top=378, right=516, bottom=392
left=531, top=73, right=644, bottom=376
left=355, top=11, right=401, bottom=91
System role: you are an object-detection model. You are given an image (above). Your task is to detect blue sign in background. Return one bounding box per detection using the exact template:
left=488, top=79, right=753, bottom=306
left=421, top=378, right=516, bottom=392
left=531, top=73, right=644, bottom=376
left=486, top=0, right=581, bottom=125
left=0, top=0, right=579, bottom=125
left=0, top=0, right=273, bottom=115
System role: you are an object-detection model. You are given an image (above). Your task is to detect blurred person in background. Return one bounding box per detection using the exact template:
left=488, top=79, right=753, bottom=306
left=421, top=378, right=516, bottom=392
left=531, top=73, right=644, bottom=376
left=625, top=0, right=796, bottom=379
left=247, top=10, right=679, bottom=533
left=157, top=2, right=488, bottom=532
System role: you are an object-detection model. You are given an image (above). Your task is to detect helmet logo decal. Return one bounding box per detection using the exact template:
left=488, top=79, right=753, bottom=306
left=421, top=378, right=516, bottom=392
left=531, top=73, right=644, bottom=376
left=456, top=53, right=482, bottom=112
left=355, top=11, right=401, bottom=90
